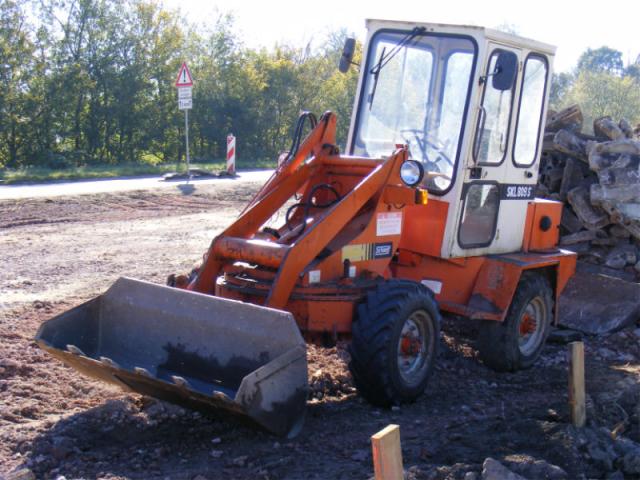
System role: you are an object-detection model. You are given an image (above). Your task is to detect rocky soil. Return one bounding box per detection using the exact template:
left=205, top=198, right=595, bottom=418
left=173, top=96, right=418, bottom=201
left=2, top=180, right=640, bottom=479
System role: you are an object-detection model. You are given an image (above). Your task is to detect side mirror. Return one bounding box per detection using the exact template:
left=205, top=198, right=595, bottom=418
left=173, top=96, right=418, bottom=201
left=492, top=51, right=518, bottom=91
left=338, top=38, right=356, bottom=73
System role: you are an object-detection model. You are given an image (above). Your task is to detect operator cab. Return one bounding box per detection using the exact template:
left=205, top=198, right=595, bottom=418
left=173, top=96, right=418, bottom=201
left=344, top=20, right=555, bottom=258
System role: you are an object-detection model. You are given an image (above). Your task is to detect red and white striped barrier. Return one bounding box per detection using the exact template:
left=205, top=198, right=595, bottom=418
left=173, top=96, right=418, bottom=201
left=226, top=134, right=236, bottom=175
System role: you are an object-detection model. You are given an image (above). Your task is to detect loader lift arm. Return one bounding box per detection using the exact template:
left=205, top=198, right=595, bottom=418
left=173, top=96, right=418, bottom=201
left=189, top=111, right=414, bottom=310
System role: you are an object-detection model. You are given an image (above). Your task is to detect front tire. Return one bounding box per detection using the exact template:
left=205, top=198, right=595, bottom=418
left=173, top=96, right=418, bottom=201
left=349, top=280, right=441, bottom=407
left=477, top=272, right=553, bottom=372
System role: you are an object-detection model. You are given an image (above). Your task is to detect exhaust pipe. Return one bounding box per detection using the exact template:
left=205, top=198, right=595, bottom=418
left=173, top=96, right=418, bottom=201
left=35, top=277, right=308, bottom=437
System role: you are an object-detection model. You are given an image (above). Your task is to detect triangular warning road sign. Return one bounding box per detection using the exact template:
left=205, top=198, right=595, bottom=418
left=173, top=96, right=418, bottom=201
left=175, top=62, right=193, bottom=87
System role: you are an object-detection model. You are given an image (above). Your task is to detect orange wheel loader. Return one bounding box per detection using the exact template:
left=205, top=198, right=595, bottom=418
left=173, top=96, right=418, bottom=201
left=36, top=20, right=576, bottom=437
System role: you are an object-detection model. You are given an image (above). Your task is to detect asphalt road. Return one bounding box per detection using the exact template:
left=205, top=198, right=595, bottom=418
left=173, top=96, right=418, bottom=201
left=0, top=170, right=273, bottom=200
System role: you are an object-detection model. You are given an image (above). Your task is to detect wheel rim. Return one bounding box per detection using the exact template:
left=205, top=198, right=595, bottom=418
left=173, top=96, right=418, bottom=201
left=397, top=310, right=431, bottom=386
left=517, top=296, right=546, bottom=356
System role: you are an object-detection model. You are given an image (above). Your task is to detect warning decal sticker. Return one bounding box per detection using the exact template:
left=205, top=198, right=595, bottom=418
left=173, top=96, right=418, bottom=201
left=376, top=212, right=402, bottom=236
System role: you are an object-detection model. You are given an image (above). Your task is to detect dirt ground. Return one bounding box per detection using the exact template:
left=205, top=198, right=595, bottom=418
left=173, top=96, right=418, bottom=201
left=2, top=180, right=640, bottom=480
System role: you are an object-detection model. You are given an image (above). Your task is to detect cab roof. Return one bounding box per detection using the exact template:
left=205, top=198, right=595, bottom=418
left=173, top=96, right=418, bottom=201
left=365, top=18, right=557, bottom=55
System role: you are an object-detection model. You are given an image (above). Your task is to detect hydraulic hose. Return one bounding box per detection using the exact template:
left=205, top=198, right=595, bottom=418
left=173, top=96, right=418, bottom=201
left=283, top=111, right=318, bottom=165
left=285, top=183, right=341, bottom=235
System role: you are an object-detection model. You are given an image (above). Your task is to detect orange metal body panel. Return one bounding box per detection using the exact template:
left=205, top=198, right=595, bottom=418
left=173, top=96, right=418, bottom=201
left=522, top=199, right=562, bottom=252
left=393, top=249, right=576, bottom=323
left=307, top=300, right=355, bottom=333
left=393, top=254, right=485, bottom=306
left=399, top=199, right=449, bottom=257
left=554, top=249, right=578, bottom=294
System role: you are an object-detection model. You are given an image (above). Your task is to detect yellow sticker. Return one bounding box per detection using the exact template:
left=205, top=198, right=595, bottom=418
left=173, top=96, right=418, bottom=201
left=341, top=244, right=369, bottom=262
left=341, top=243, right=394, bottom=262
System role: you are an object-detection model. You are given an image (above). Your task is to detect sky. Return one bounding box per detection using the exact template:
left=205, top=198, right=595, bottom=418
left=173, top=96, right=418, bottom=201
left=166, top=0, right=639, bottom=73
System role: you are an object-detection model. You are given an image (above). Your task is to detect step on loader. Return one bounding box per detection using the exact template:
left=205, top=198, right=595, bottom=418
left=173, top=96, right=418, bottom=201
left=36, top=20, right=577, bottom=437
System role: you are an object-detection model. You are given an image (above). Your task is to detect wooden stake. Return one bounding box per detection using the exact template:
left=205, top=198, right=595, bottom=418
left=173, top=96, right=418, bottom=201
left=371, top=424, right=403, bottom=480
left=568, top=341, right=586, bottom=427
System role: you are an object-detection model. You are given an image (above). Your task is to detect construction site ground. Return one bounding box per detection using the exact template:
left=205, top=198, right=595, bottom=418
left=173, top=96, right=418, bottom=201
left=2, top=179, right=640, bottom=480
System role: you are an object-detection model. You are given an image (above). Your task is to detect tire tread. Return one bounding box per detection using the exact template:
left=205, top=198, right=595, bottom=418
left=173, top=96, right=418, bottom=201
left=349, top=279, right=441, bottom=406
left=477, top=271, right=554, bottom=372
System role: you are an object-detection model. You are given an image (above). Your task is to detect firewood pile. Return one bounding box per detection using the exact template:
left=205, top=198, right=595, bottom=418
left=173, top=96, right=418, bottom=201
left=538, top=105, right=640, bottom=282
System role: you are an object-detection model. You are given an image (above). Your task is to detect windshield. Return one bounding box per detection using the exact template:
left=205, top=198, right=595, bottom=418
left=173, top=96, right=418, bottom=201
left=352, top=31, right=476, bottom=193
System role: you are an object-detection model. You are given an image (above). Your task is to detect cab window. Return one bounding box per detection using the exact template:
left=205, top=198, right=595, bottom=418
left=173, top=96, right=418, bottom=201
left=474, top=50, right=516, bottom=165
left=459, top=183, right=500, bottom=247
left=513, top=55, right=548, bottom=167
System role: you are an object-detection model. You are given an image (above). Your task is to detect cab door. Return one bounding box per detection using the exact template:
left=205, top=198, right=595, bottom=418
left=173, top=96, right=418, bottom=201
left=451, top=43, right=529, bottom=256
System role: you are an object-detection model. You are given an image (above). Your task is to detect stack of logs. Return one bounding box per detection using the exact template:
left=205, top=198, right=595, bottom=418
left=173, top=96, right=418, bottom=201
left=538, top=105, right=640, bottom=282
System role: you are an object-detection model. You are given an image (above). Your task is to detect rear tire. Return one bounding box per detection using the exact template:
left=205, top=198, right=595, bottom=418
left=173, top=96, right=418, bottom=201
left=349, top=280, right=441, bottom=407
left=477, top=272, right=553, bottom=372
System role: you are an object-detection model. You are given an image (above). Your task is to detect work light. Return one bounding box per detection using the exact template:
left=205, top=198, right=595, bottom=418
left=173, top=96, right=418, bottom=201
left=400, top=160, right=424, bottom=187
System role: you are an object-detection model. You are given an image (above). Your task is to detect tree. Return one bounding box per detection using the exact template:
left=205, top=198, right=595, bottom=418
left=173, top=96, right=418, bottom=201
left=190, top=12, right=265, bottom=160
left=309, top=30, right=360, bottom=149
left=576, top=47, right=624, bottom=75
left=553, top=46, right=640, bottom=131
left=549, top=72, right=574, bottom=110
left=626, top=61, right=640, bottom=81
left=564, top=71, right=640, bottom=129
left=0, top=2, right=360, bottom=170
left=126, top=0, right=186, bottom=163
left=0, top=0, right=37, bottom=168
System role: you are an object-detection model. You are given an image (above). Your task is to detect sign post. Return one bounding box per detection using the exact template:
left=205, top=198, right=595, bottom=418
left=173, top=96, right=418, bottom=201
left=175, top=62, right=194, bottom=179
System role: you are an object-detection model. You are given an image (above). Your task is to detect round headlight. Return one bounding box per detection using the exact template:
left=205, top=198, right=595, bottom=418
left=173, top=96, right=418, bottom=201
left=400, top=160, right=424, bottom=187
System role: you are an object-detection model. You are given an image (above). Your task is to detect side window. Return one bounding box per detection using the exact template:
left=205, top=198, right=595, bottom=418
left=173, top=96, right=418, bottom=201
left=459, top=183, right=500, bottom=247
left=513, top=55, right=548, bottom=166
left=474, top=50, right=516, bottom=164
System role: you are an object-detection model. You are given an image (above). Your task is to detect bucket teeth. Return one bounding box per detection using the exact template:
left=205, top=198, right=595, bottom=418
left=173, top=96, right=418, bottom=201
left=99, top=356, right=119, bottom=369
left=171, top=375, right=191, bottom=388
left=66, top=344, right=85, bottom=356
left=134, top=367, right=152, bottom=377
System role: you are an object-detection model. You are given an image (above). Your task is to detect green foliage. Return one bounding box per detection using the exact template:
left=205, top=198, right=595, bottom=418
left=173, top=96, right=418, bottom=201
left=0, top=0, right=38, bottom=169
left=626, top=62, right=640, bottom=81
left=0, top=0, right=359, bottom=171
left=549, top=72, right=574, bottom=109
left=576, top=46, right=624, bottom=75
left=552, top=46, right=640, bottom=131
left=563, top=71, right=640, bottom=128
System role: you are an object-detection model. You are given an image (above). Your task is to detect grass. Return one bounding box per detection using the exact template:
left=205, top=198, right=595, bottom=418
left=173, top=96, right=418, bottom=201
left=0, top=159, right=276, bottom=185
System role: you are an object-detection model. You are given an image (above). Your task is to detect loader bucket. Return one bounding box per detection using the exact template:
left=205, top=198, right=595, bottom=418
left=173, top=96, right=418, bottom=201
left=35, top=277, right=308, bottom=437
